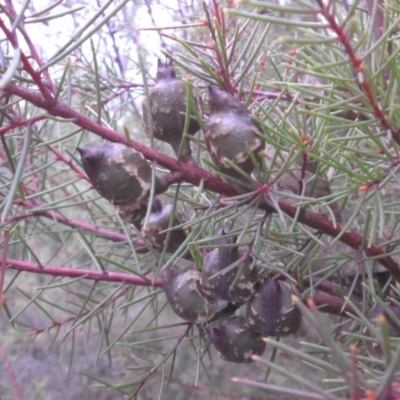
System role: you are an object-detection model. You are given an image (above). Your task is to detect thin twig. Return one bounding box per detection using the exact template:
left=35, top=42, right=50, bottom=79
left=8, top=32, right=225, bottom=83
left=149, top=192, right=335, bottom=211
left=0, top=226, right=11, bottom=308
left=315, top=0, right=396, bottom=137
left=6, top=258, right=163, bottom=287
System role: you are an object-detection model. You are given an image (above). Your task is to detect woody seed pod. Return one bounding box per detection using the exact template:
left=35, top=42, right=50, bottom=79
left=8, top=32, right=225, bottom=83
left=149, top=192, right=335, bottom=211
left=143, top=59, right=200, bottom=159
left=247, top=279, right=302, bottom=337
left=162, top=266, right=227, bottom=324
left=204, top=86, right=264, bottom=178
left=77, top=143, right=166, bottom=207
left=208, top=315, right=266, bottom=363
left=201, top=229, right=257, bottom=303
left=118, top=197, right=162, bottom=229
left=141, top=202, right=187, bottom=253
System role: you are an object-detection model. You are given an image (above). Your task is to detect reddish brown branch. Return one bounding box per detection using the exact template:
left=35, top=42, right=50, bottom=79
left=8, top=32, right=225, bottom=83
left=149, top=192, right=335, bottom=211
left=35, top=210, right=128, bottom=242
left=0, top=115, right=46, bottom=136
left=6, top=258, right=163, bottom=287
left=46, top=144, right=89, bottom=181
left=7, top=205, right=136, bottom=244
left=0, top=227, right=11, bottom=307
left=137, top=324, right=192, bottom=392
left=0, top=17, right=54, bottom=104
left=308, top=293, right=354, bottom=316
left=277, top=199, right=400, bottom=279
left=303, top=277, right=339, bottom=297
left=315, top=0, right=395, bottom=136
left=0, top=343, right=24, bottom=400
left=4, top=1, right=56, bottom=93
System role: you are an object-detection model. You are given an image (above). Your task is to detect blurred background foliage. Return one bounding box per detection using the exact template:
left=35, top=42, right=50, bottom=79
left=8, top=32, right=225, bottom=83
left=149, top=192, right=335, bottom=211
left=1, top=0, right=400, bottom=399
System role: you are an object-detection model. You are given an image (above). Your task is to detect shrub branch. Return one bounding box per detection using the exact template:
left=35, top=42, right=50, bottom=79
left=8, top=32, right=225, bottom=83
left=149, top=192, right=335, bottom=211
left=3, top=82, right=400, bottom=279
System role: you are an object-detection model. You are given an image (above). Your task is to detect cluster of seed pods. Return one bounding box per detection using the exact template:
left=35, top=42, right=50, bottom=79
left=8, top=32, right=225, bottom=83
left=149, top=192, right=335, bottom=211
left=142, top=59, right=263, bottom=176
left=77, top=60, right=303, bottom=363
left=162, top=229, right=302, bottom=363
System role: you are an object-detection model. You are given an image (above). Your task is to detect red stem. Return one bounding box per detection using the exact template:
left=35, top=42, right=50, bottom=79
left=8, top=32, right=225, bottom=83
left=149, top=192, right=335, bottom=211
left=350, top=344, right=360, bottom=400
left=0, top=116, right=46, bottom=136
left=0, top=227, right=11, bottom=306
left=0, top=17, right=54, bottom=104
left=7, top=1, right=56, bottom=93
left=7, top=204, right=136, bottom=244
left=315, top=0, right=394, bottom=136
left=0, top=343, right=24, bottom=400
left=6, top=258, right=163, bottom=287
left=277, top=198, right=400, bottom=279
left=308, top=293, right=354, bottom=316
left=137, top=324, right=191, bottom=392
left=45, top=144, right=89, bottom=182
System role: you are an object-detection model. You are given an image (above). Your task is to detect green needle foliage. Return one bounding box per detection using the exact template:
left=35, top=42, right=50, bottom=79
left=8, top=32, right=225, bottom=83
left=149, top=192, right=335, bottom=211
left=1, top=0, right=400, bottom=399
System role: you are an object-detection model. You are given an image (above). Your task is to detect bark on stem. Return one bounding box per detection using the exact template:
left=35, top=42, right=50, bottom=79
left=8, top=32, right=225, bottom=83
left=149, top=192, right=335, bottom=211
left=6, top=259, right=163, bottom=287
